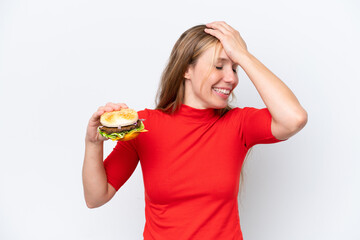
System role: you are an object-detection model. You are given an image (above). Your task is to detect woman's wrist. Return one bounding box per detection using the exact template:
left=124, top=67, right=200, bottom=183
left=235, top=50, right=252, bottom=67
left=85, top=138, right=104, bottom=147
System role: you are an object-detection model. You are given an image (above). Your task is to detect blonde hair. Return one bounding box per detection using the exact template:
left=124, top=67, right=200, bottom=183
left=155, top=24, right=233, bottom=116
left=155, top=24, right=250, bottom=203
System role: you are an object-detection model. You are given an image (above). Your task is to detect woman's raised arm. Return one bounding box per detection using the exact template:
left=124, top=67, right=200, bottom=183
left=205, top=21, right=308, bottom=139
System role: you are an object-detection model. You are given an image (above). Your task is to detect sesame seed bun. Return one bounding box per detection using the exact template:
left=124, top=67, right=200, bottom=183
left=100, top=108, right=138, bottom=128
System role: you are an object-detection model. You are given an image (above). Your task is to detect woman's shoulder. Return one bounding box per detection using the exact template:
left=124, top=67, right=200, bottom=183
left=136, top=108, right=171, bottom=137
left=222, top=106, right=244, bottom=118
left=224, top=106, right=262, bottom=117
left=137, top=108, right=168, bottom=120
left=220, top=106, right=260, bottom=123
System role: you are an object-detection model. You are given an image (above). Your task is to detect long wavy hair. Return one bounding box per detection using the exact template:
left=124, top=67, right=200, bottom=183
left=155, top=24, right=252, bottom=204
left=155, top=24, right=235, bottom=116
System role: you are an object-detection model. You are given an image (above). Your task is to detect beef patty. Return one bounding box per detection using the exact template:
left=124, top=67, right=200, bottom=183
left=99, top=120, right=141, bottom=134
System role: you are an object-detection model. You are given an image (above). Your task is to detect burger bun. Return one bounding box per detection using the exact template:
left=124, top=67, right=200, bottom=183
left=100, top=108, right=138, bottom=128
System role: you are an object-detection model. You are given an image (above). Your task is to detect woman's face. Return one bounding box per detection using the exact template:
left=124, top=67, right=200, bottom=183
left=183, top=45, right=239, bottom=109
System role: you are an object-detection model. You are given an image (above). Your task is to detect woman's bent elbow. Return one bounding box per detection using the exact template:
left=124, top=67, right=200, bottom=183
left=84, top=185, right=116, bottom=209
left=85, top=200, right=104, bottom=209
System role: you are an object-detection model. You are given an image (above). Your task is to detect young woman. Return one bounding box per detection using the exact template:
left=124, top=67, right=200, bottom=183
left=83, top=21, right=307, bottom=240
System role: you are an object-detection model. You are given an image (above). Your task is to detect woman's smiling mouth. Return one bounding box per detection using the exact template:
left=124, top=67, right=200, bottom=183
left=212, top=87, right=231, bottom=98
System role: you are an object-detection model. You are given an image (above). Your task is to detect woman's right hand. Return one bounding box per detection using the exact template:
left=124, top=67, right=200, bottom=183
left=85, top=102, right=129, bottom=144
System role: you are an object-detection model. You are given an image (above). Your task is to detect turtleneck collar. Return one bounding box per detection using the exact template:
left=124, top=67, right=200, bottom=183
left=173, top=104, right=218, bottom=123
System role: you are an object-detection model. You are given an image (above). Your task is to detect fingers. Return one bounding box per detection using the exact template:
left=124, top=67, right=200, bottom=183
left=91, top=102, right=129, bottom=123
left=204, top=21, right=238, bottom=42
left=205, top=21, right=234, bottom=34
left=204, top=28, right=224, bottom=41
left=97, top=102, right=128, bottom=114
left=106, top=102, right=129, bottom=110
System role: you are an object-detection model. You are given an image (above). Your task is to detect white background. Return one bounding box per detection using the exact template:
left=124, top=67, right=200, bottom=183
left=1, top=0, right=359, bottom=239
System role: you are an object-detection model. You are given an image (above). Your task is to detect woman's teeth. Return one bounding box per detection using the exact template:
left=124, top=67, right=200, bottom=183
left=213, top=87, right=230, bottom=95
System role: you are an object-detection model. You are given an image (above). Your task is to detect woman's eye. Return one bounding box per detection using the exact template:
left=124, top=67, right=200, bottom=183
left=216, top=66, right=237, bottom=73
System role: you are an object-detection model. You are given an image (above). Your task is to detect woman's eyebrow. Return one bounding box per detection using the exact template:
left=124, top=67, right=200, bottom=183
left=216, top=58, right=237, bottom=66
left=216, top=57, right=230, bottom=62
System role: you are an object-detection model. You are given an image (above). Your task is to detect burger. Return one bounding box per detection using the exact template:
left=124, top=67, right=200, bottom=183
left=98, top=108, right=148, bottom=141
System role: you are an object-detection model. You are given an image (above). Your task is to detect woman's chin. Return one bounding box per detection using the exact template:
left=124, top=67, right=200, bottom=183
left=210, top=101, right=229, bottom=109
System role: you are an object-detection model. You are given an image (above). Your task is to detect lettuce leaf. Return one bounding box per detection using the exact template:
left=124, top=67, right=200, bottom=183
left=98, top=121, right=146, bottom=140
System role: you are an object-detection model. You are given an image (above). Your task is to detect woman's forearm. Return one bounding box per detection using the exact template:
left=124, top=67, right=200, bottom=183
left=82, top=140, right=110, bottom=208
left=237, top=51, right=307, bottom=129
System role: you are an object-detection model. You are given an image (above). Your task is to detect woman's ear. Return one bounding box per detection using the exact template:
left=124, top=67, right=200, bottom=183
left=184, top=65, right=193, bottom=80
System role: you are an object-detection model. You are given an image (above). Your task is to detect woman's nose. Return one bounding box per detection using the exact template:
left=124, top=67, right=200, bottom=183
left=223, top=70, right=237, bottom=84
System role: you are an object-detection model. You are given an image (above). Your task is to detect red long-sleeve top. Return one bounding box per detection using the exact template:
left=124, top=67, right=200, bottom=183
left=104, top=104, right=286, bottom=240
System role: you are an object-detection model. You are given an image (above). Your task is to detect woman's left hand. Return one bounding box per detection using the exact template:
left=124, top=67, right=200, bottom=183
left=204, top=21, right=248, bottom=65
